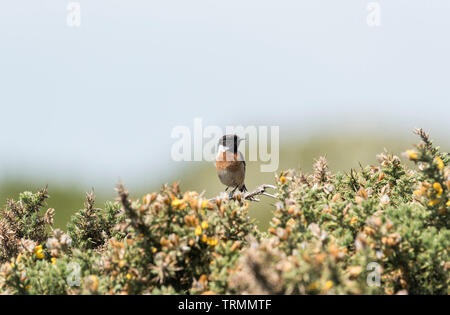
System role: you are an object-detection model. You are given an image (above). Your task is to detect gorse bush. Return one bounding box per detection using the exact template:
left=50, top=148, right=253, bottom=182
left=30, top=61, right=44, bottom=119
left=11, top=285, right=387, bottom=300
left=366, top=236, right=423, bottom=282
left=0, top=129, right=448, bottom=295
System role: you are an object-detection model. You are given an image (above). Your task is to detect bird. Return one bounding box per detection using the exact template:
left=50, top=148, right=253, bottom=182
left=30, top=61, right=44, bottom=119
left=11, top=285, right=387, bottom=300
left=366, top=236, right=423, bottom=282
left=215, top=134, right=247, bottom=198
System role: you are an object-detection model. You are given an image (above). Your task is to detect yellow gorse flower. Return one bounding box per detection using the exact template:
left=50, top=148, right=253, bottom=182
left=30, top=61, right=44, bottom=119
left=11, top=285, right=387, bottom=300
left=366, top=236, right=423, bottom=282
left=51, top=257, right=57, bottom=265
left=428, top=199, right=440, bottom=207
left=201, top=221, right=209, bottom=230
left=433, top=182, right=443, bottom=197
left=446, top=200, right=450, bottom=207
left=435, top=157, right=445, bottom=171
left=207, top=237, right=218, bottom=246
left=406, top=150, right=418, bottom=160
left=323, top=280, right=334, bottom=291
left=350, top=217, right=358, bottom=225
left=195, top=225, right=202, bottom=236
left=34, top=245, right=44, bottom=259
left=171, top=198, right=187, bottom=209
left=201, top=200, right=209, bottom=210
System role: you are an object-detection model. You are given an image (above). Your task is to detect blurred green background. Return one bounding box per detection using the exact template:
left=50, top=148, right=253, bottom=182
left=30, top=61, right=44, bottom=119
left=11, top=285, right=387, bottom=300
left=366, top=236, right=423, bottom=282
left=3, top=132, right=447, bottom=231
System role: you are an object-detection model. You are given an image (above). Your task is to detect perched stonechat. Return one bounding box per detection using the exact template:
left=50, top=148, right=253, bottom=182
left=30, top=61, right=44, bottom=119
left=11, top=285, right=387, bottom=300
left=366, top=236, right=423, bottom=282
left=215, top=134, right=247, bottom=197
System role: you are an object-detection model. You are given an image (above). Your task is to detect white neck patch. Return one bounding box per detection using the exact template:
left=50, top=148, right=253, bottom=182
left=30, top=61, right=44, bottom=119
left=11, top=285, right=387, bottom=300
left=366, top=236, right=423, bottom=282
left=218, top=144, right=231, bottom=153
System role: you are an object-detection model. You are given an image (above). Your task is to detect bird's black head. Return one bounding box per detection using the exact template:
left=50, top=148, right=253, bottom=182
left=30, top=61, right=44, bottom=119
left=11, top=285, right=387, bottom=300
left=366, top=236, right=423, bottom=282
left=218, top=134, right=242, bottom=153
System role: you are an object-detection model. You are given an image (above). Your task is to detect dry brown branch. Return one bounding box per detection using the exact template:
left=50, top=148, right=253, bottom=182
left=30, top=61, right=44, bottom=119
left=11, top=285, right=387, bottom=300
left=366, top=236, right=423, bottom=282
left=414, top=128, right=432, bottom=149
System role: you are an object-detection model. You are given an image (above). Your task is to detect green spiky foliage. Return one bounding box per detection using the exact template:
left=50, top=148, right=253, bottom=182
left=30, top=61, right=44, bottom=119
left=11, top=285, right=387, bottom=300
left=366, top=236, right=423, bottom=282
left=67, top=191, right=123, bottom=250
left=0, top=129, right=448, bottom=295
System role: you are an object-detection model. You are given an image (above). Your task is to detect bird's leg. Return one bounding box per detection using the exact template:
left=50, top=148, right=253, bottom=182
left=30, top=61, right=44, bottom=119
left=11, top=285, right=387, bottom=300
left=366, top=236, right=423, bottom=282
left=229, top=186, right=238, bottom=199
left=225, top=186, right=229, bottom=192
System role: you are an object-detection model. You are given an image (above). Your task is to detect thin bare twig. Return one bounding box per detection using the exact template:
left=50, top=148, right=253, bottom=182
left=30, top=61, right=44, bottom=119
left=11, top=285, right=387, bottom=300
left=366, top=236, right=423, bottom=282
left=209, top=184, right=277, bottom=202
left=243, top=184, right=277, bottom=201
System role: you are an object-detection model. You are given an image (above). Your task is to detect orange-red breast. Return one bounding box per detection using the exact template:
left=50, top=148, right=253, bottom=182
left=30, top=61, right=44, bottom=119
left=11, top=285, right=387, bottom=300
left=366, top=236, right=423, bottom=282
left=215, top=134, right=247, bottom=196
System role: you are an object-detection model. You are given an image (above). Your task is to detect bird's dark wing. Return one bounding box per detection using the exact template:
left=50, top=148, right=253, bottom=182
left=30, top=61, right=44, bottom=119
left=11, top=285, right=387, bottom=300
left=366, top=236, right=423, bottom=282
left=237, top=151, right=246, bottom=172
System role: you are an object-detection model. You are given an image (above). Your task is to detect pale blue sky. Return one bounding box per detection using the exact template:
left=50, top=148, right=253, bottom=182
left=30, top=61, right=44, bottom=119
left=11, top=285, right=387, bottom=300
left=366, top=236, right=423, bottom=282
left=0, top=1, right=449, bottom=190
